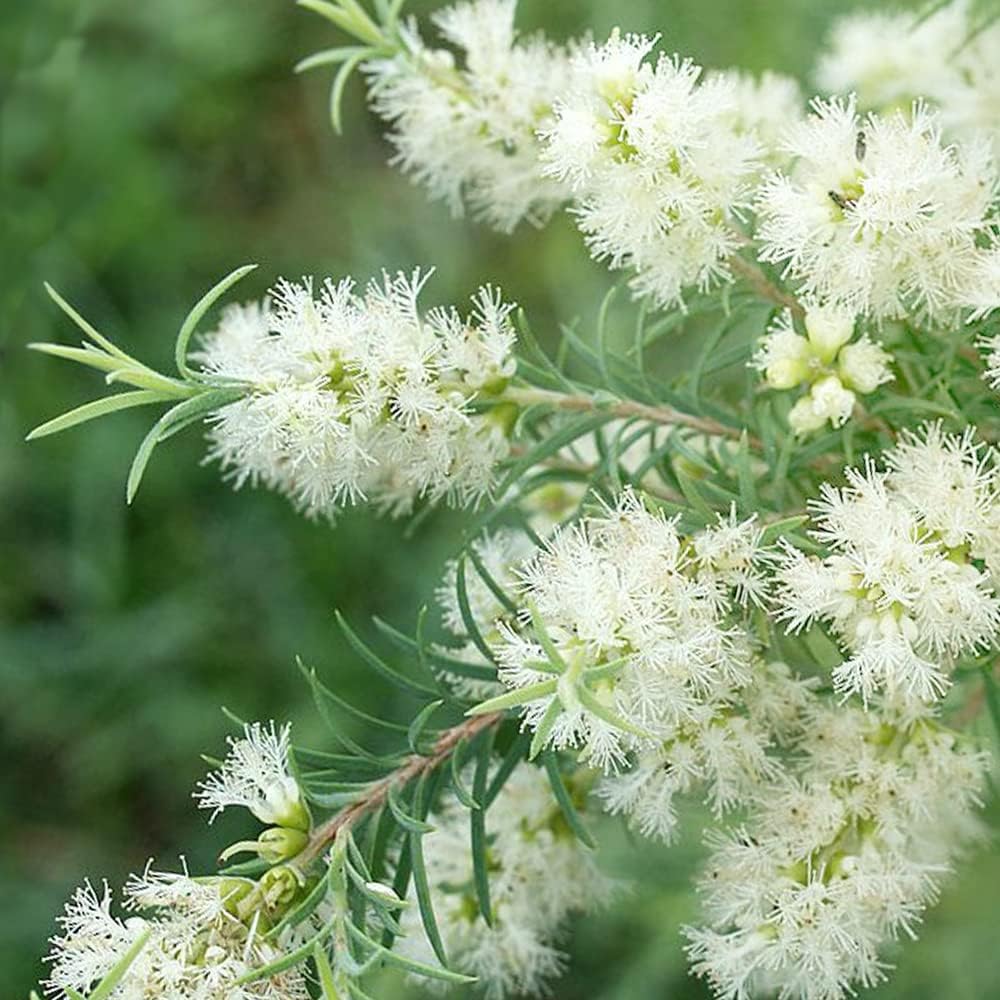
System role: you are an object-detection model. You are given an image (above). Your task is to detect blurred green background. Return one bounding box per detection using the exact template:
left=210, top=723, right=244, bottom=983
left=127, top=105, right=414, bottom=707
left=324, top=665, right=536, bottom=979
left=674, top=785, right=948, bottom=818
left=3, top=0, right=998, bottom=995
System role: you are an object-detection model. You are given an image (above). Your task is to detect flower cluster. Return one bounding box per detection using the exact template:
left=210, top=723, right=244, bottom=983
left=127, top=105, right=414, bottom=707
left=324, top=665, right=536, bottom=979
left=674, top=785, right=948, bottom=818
left=753, top=306, right=893, bottom=434
left=816, top=1, right=1000, bottom=158
left=756, top=97, right=997, bottom=323
left=398, top=762, right=611, bottom=998
left=366, top=0, right=572, bottom=232
left=775, top=425, right=1000, bottom=702
left=197, top=271, right=516, bottom=518
left=45, top=865, right=316, bottom=1000
left=540, top=32, right=766, bottom=307
left=685, top=700, right=989, bottom=1000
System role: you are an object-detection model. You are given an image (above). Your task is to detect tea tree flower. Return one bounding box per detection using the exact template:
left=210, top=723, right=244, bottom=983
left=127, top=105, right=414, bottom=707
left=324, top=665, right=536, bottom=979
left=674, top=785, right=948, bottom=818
left=775, top=437, right=1000, bottom=702
left=753, top=307, right=893, bottom=435
left=482, top=491, right=766, bottom=771
left=685, top=701, right=988, bottom=1000
left=816, top=3, right=1000, bottom=158
left=46, top=867, right=313, bottom=999
left=540, top=32, right=763, bottom=307
left=198, top=271, right=516, bottom=518
left=756, top=97, right=998, bottom=323
left=365, top=0, right=572, bottom=232
left=195, top=721, right=308, bottom=831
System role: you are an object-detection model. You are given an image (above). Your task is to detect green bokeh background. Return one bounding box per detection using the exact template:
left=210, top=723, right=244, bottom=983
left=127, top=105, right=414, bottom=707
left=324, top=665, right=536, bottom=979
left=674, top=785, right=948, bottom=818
left=3, top=1, right=998, bottom=995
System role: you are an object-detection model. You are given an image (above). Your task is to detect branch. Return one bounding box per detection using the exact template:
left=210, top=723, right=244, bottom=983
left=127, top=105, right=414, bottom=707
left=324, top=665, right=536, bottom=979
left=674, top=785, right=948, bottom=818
left=297, top=712, right=503, bottom=867
left=503, top=386, right=751, bottom=444
left=728, top=255, right=805, bottom=317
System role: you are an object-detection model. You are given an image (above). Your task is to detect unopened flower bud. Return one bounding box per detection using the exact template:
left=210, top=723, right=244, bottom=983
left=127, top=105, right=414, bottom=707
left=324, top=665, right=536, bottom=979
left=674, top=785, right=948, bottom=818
left=789, top=375, right=856, bottom=434
left=838, top=338, right=893, bottom=393
left=255, top=775, right=310, bottom=832
left=804, top=306, right=854, bottom=363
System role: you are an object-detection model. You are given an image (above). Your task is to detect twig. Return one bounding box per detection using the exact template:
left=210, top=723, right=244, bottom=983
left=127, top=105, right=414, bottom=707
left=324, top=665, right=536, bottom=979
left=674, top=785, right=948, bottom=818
left=298, top=712, right=503, bottom=867
left=728, top=255, right=805, bottom=317
left=503, top=386, right=752, bottom=444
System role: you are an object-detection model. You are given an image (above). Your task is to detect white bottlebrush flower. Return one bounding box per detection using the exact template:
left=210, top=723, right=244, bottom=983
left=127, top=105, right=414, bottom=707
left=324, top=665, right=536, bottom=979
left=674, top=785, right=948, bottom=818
left=540, top=32, right=762, bottom=308
left=692, top=507, right=774, bottom=608
left=775, top=441, right=1000, bottom=702
left=816, top=3, right=1000, bottom=159
left=46, top=866, right=312, bottom=1000
left=684, top=701, right=988, bottom=1000
left=365, top=0, right=573, bottom=232
left=815, top=6, right=967, bottom=116
left=397, top=762, right=612, bottom=999
left=198, top=271, right=516, bottom=519
left=489, top=491, right=762, bottom=772
left=195, top=721, right=308, bottom=830
left=756, top=97, right=998, bottom=323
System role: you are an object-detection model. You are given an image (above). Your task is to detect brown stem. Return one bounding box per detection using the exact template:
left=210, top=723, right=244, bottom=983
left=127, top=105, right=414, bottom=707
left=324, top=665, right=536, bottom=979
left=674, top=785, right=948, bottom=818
left=728, top=255, right=804, bottom=317
left=297, top=712, right=503, bottom=868
left=503, top=386, right=754, bottom=445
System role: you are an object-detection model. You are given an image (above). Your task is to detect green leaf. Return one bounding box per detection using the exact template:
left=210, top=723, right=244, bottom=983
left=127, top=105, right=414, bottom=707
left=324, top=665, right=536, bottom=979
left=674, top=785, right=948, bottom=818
left=27, top=390, right=167, bottom=441
left=346, top=922, right=476, bottom=984
left=496, top=412, right=614, bottom=496
left=295, top=44, right=372, bottom=74
left=296, top=656, right=409, bottom=734
left=84, top=927, right=152, bottom=1000
left=449, top=740, right=480, bottom=810
left=575, top=684, right=651, bottom=739
left=529, top=698, right=563, bottom=760
left=175, top=264, right=258, bottom=380
left=44, top=283, right=136, bottom=363
left=466, top=539, right=519, bottom=615
left=466, top=678, right=557, bottom=716
left=542, top=752, right=597, bottom=848
left=329, top=49, right=371, bottom=134
left=298, top=0, right=385, bottom=46
left=336, top=611, right=439, bottom=698
left=407, top=700, right=444, bottom=753
left=126, top=388, right=243, bottom=503
left=387, top=784, right=434, bottom=834
left=454, top=558, right=499, bottom=667
left=313, top=941, right=340, bottom=999
left=471, top=730, right=494, bottom=925
left=408, top=826, right=449, bottom=969
left=484, top=730, right=530, bottom=806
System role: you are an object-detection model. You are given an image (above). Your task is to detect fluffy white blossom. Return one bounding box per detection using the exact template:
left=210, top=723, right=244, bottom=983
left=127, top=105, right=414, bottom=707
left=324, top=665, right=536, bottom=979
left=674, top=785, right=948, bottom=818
left=197, top=271, right=516, bottom=518
left=398, top=762, right=611, bottom=998
left=489, top=491, right=768, bottom=772
left=365, top=0, right=572, bottom=232
left=775, top=432, right=1000, bottom=702
left=540, top=32, right=763, bottom=308
left=684, top=700, right=989, bottom=1000
left=756, top=97, right=998, bottom=323
left=45, top=866, right=312, bottom=1000
left=816, top=2, right=1000, bottom=157
left=194, top=721, right=308, bottom=830
left=598, top=660, right=815, bottom=841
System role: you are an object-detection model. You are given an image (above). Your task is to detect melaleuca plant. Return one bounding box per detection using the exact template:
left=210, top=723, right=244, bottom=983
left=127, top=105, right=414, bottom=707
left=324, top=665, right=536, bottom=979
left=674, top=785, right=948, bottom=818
left=25, top=1, right=1000, bottom=999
